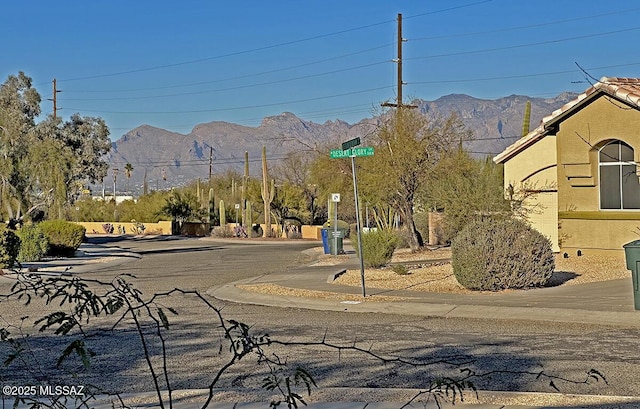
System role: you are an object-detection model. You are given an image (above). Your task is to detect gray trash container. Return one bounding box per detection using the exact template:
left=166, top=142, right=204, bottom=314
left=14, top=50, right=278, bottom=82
left=327, top=228, right=346, bottom=255
left=623, top=239, right=640, bottom=310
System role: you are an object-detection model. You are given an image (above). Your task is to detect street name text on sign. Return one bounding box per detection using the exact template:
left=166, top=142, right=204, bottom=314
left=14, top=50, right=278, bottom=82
left=329, top=146, right=375, bottom=159
left=341, top=137, right=361, bottom=151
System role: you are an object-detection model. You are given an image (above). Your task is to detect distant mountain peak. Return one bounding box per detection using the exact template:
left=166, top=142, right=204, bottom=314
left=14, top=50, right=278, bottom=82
left=106, top=92, right=578, bottom=195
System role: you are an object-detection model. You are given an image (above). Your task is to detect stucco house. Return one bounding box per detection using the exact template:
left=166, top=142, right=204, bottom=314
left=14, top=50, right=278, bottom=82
left=494, top=77, right=640, bottom=253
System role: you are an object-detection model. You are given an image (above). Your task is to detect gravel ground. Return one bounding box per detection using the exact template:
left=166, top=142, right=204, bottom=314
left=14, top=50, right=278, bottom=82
left=340, top=247, right=629, bottom=293
left=242, top=247, right=631, bottom=297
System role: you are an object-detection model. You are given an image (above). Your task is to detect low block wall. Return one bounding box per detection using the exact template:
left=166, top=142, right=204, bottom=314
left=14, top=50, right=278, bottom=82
left=78, top=221, right=323, bottom=240
left=76, top=221, right=173, bottom=235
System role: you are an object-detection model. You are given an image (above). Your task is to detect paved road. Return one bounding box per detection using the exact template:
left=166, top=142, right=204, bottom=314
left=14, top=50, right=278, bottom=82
left=2, top=237, right=639, bottom=407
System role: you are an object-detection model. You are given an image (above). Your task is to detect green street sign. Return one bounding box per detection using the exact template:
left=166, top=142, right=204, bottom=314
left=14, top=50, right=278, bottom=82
left=341, top=137, right=361, bottom=151
left=352, top=146, right=374, bottom=157
left=330, top=149, right=350, bottom=158
left=330, top=146, right=374, bottom=158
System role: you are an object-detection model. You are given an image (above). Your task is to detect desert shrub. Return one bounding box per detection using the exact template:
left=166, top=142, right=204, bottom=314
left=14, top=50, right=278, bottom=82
left=16, top=224, right=49, bottom=262
left=0, top=224, right=20, bottom=268
left=39, top=220, right=86, bottom=257
left=451, top=217, right=554, bottom=291
left=211, top=226, right=233, bottom=238
left=392, top=264, right=409, bottom=275
left=352, top=228, right=399, bottom=268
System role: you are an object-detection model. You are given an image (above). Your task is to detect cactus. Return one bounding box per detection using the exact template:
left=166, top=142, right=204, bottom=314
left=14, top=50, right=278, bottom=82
left=522, top=100, right=531, bottom=137
left=196, top=178, right=201, bottom=204
left=208, top=188, right=215, bottom=225
left=246, top=201, right=253, bottom=232
left=261, top=146, right=274, bottom=237
left=219, top=199, right=226, bottom=227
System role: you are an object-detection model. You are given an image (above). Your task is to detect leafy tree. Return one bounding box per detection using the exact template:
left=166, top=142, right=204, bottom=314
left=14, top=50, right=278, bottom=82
left=0, top=72, right=41, bottom=222
left=308, top=148, right=355, bottom=224
left=424, top=149, right=510, bottom=242
left=270, top=180, right=310, bottom=231
left=0, top=72, right=111, bottom=222
left=160, top=190, right=207, bottom=226
left=124, top=163, right=134, bottom=194
left=361, top=109, right=471, bottom=251
left=274, top=152, right=321, bottom=224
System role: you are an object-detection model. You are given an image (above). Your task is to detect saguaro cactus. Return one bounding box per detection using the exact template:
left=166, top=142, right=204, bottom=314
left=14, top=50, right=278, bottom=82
left=208, top=188, right=215, bottom=225
left=261, top=146, right=274, bottom=237
left=246, top=201, right=253, bottom=233
left=521, top=100, right=531, bottom=137
left=219, top=199, right=226, bottom=227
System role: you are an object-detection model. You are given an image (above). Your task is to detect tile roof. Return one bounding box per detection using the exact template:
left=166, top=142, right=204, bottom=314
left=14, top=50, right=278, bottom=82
left=493, top=76, right=640, bottom=164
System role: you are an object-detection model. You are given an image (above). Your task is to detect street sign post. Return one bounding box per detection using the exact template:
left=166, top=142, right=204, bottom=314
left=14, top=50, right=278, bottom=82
left=329, top=140, right=375, bottom=297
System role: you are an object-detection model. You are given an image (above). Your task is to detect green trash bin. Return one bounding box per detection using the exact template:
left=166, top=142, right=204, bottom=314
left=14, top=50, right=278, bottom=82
left=623, top=239, right=640, bottom=310
left=327, top=228, right=346, bottom=255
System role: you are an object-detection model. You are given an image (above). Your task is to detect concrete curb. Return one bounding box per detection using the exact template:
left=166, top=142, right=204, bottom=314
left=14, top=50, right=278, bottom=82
left=327, top=268, right=347, bottom=283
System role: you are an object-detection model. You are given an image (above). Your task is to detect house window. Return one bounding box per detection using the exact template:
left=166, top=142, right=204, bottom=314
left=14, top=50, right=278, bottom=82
left=599, top=140, right=640, bottom=209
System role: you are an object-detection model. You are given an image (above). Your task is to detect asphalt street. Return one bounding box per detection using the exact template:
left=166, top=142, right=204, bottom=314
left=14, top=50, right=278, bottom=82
left=1, top=236, right=640, bottom=408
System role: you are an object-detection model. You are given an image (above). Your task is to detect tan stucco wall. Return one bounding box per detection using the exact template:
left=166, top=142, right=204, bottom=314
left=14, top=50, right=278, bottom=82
left=503, top=136, right=559, bottom=251
left=76, top=221, right=173, bottom=235
left=557, top=96, right=640, bottom=212
left=559, top=217, right=640, bottom=252
left=554, top=96, right=640, bottom=251
left=502, top=95, right=640, bottom=251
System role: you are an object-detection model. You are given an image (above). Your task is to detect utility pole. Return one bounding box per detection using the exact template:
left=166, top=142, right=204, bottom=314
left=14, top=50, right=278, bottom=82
left=382, top=13, right=417, bottom=110
left=112, top=168, right=119, bottom=201
left=49, top=78, right=62, bottom=119
left=209, top=146, right=213, bottom=182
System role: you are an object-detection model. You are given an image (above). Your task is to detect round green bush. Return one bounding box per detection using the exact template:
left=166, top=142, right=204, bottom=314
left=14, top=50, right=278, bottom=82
left=17, top=224, right=50, bottom=262
left=451, top=218, right=554, bottom=291
left=0, top=224, right=20, bottom=268
left=39, top=220, right=86, bottom=257
left=352, top=228, right=399, bottom=268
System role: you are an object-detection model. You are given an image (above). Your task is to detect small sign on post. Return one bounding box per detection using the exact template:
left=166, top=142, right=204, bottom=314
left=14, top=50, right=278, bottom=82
left=329, top=139, right=374, bottom=297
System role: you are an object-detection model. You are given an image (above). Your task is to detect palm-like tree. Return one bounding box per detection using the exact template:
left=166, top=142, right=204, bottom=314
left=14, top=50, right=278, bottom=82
left=124, top=163, right=133, bottom=194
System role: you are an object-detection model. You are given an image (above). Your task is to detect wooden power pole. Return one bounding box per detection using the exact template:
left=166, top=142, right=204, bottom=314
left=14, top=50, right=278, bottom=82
left=382, top=13, right=417, bottom=110
left=209, top=146, right=213, bottom=182
left=50, top=78, right=62, bottom=119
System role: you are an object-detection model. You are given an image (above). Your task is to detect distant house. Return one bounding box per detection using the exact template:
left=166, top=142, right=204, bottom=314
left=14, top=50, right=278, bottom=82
left=494, top=77, right=640, bottom=253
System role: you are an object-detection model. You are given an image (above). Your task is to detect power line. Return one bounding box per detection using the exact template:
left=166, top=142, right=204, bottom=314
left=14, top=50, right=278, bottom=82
left=62, top=85, right=394, bottom=115
left=62, top=44, right=393, bottom=94
left=407, top=26, right=640, bottom=61
left=62, top=61, right=389, bottom=102
left=409, top=6, right=640, bottom=42
left=55, top=2, right=491, bottom=84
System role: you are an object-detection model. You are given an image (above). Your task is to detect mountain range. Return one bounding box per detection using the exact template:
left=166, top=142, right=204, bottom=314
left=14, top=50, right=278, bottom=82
left=104, top=92, right=578, bottom=195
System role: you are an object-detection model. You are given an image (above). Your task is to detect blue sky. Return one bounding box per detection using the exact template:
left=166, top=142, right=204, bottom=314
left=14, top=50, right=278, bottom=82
left=2, top=0, right=640, bottom=140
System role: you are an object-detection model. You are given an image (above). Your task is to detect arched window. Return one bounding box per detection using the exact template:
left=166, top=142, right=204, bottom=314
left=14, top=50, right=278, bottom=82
left=599, top=140, right=640, bottom=209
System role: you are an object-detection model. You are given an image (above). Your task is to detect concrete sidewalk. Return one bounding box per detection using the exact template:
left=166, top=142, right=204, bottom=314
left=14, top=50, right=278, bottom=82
left=208, top=243, right=640, bottom=329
